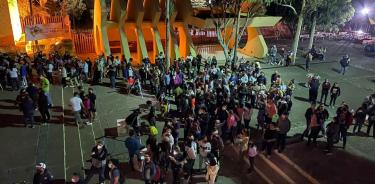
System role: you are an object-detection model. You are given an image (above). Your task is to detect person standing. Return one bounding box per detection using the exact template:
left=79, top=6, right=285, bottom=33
left=108, top=159, right=125, bottom=184
left=7, top=65, right=19, bottom=91
left=83, top=60, right=89, bottom=82
left=33, top=163, right=54, bottom=184
left=46, top=61, right=54, bottom=85
left=205, top=153, right=219, bottom=184
left=339, top=54, right=350, bottom=75
left=88, top=88, right=97, bottom=122
left=21, top=93, right=36, bottom=128
left=320, top=79, right=331, bottom=105
left=276, top=113, right=291, bottom=152
left=307, top=109, right=321, bottom=146
left=40, top=75, right=51, bottom=106
left=325, top=117, right=340, bottom=155
left=69, top=92, right=89, bottom=126
left=38, top=89, right=50, bottom=125
left=366, top=104, right=375, bottom=138
left=125, top=129, right=142, bottom=170
left=60, top=65, right=67, bottom=87
left=336, top=104, right=353, bottom=149
left=262, top=123, right=277, bottom=157
left=185, top=136, right=197, bottom=181
left=198, top=136, right=211, bottom=171
left=352, top=107, right=367, bottom=135
left=142, top=153, right=156, bottom=184
left=308, top=76, right=320, bottom=103
left=114, top=56, right=121, bottom=78
left=20, top=61, right=28, bottom=88
left=301, top=103, right=316, bottom=140
left=329, top=83, right=341, bottom=107
left=108, top=66, right=116, bottom=89
left=85, top=57, right=92, bottom=78
left=305, top=52, right=312, bottom=71
left=85, top=141, right=108, bottom=184
left=247, top=141, right=257, bottom=173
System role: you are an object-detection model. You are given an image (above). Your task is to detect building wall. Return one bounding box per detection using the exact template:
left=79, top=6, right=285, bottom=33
left=0, top=0, right=15, bottom=47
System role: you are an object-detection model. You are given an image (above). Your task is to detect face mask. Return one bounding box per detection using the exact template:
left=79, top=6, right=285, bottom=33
left=71, top=178, right=78, bottom=183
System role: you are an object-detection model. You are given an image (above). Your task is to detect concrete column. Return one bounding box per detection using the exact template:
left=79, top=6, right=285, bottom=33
left=238, top=27, right=268, bottom=58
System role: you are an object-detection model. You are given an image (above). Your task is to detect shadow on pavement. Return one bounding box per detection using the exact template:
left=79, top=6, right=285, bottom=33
left=0, top=104, right=19, bottom=110
left=298, top=82, right=307, bottom=88
left=284, top=142, right=375, bottom=184
left=0, top=99, right=17, bottom=104
left=293, top=96, right=310, bottom=102
left=331, top=67, right=341, bottom=74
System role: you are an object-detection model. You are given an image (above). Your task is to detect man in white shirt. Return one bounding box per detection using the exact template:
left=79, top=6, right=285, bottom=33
left=46, top=62, right=54, bottom=84
left=70, top=92, right=90, bottom=126
left=7, top=66, right=18, bottom=91
left=83, top=61, right=89, bottom=82
left=114, top=56, right=121, bottom=78
left=186, top=53, right=194, bottom=62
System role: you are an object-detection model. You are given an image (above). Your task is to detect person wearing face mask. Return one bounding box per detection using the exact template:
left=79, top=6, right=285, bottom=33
left=108, top=159, right=125, bottom=184
left=70, top=173, right=85, bottom=184
left=33, top=163, right=54, bottom=184
left=85, top=141, right=108, bottom=184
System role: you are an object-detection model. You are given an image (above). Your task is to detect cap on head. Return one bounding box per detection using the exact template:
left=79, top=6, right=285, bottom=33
left=36, top=163, right=46, bottom=169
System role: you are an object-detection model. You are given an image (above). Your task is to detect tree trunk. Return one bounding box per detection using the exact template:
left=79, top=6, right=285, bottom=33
left=308, top=12, right=317, bottom=50
left=166, top=0, right=171, bottom=69
left=232, top=1, right=241, bottom=66
left=291, top=0, right=305, bottom=64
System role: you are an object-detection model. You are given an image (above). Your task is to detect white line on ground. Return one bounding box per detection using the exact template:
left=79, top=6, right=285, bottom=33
left=254, top=167, right=275, bottom=184
left=259, top=154, right=296, bottom=184
left=274, top=151, right=320, bottom=184
left=33, top=124, right=42, bottom=178
left=73, top=87, right=86, bottom=177
left=61, top=86, right=67, bottom=181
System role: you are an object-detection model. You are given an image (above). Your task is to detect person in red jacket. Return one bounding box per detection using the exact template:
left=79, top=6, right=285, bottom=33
left=336, top=103, right=353, bottom=149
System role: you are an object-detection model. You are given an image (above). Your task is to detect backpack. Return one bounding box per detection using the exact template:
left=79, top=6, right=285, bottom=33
left=150, top=126, right=158, bottom=136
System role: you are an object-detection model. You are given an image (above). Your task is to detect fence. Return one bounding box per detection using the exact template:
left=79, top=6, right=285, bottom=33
left=71, top=31, right=96, bottom=54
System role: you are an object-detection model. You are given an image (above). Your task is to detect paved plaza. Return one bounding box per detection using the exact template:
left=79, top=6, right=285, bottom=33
left=1, top=39, right=375, bottom=183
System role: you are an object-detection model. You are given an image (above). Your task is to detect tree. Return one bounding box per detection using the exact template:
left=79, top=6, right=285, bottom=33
left=305, top=0, right=355, bottom=49
left=62, top=0, right=87, bottom=28
left=208, top=0, right=266, bottom=66
left=165, top=0, right=175, bottom=69
left=44, top=0, right=62, bottom=16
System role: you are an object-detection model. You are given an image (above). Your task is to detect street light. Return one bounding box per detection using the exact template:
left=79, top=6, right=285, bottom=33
left=361, top=7, right=370, bottom=15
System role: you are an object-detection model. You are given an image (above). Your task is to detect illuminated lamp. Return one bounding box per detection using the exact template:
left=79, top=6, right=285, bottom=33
left=361, top=8, right=370, bottom=15
left=7, top=0, right=22, bottom=42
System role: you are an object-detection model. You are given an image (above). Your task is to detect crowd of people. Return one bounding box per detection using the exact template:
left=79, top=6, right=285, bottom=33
left=1, top=48, right=375, bottom=184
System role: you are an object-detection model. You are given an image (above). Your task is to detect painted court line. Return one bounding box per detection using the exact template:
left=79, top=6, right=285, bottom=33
left=254, top=167, right=275, bottom=184
left=73, top=87, right=86, bottom=177
left=259, top=154, right=296, bottom=184
left=274, top=151, right=320, bottom=184
left=61, top=86, right=67, bottom=180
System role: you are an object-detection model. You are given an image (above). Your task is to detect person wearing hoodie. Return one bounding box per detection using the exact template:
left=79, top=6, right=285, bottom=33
left=276, top=113, right=291, bottom=152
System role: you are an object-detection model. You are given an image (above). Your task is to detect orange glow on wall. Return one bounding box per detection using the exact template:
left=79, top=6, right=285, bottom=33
left=8, top=0, right=22, bottom=42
